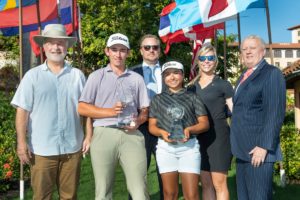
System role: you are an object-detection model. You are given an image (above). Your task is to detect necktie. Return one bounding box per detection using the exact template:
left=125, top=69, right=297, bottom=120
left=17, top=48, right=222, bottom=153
left=147, top=67, right=157, bottom=99
left=240, top=68, right=254, bottom=84
left=148, top=66, right=156, bottom=83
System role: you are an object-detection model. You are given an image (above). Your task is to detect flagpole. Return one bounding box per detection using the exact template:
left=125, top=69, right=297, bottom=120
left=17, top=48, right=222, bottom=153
left=214, top=28, right=218, bottom=50
left=18, top=1, right=25, bottom=198
left=36, top=0, right=44, bottom=64
left=77, top=3, right=83, bottom=69
left=237, top=13, right=243, bottom=72
left=223, top=22, right=227, bottom=80
left=265, top=0, right=274, bottom=65
left=72, top=0, right=76, bottom=61
left=19, top=0, right=23, bottom=79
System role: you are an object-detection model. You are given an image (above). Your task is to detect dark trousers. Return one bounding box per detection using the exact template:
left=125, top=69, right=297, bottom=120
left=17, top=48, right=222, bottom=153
left=236, top=158, right=274, bottom=200
left=129, top=123, right=164, bottom=200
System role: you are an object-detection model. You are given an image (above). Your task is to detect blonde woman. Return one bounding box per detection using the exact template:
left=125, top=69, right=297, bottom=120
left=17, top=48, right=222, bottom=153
left=188, top=44, right=233, bottom=200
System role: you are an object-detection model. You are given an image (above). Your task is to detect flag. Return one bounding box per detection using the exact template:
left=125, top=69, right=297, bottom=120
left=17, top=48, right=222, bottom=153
left=159, top=2, right=223, bottom=54
left=0, top=19, right=59, bottom=36
left=29, top=0, right=79, bottom=56
left=0, top=0, right=58, bottom=28
left=0, top=0, right=78, bottom=36
left=189, top=40, right=203, bottom=80
left=169, top=0, right=265, bottom=32
left=0, top=0, right=35, bottom=12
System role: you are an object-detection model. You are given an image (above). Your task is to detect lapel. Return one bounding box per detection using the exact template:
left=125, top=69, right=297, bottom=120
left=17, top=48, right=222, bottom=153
left=234, top=60, right=267, bottom=103
left=137, top=64, right=144, bottom=77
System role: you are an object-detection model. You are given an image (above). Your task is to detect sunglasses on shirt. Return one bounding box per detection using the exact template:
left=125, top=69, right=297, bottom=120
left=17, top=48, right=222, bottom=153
left=142, top=45, right=160, bottom=51
left=198, top=55, right=216, bottom=62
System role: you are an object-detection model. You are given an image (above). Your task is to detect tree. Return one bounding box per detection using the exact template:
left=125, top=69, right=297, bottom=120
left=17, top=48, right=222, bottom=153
left=0, top=35, right=19, bottom=57
left=78, top=0, right=167, bottom=69
left=215, top=32, right=240, bottom=83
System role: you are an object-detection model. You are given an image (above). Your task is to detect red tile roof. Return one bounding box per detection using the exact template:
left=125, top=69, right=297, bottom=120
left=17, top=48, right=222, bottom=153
left=287, top=24, right=300, bottom=30
left=283, top=59, right=300, bottom=76
left=228, top=42, right=300, bottom=49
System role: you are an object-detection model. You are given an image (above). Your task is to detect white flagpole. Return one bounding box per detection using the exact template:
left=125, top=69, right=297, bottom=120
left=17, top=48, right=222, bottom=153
left=18, top=0, right=24, bottom=198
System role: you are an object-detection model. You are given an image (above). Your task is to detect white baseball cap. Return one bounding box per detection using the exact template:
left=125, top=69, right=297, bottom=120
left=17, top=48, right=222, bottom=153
left=106, top=33, right=130, bottom=49
left=162, top=61, right=184, bottom=73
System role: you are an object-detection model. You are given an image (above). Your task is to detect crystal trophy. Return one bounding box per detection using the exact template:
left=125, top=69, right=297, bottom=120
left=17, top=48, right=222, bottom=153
left=167, top=104, right=185, bottom=141
left=116, top=86, right=137, bottom=128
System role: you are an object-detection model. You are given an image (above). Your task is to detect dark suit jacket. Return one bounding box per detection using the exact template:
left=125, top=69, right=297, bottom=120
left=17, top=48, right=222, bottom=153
left=131, top=63, right=166, bottom=92
left=131, top=64, right=165, bottom=132
left=230, top=59, right=286, bottom=162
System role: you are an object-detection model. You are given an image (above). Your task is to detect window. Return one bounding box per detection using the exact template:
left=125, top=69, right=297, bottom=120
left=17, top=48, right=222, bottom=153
left=298, top=30, right=300, bottom=36
left=275, top=62, right=280, bottom=67
left=265, top=49, right=270, bottom=57
left=297, top=50, right=300, bottom=58
left=274, top=50, right=282, bottom=58
left=285, top=50, right=293, bottom=58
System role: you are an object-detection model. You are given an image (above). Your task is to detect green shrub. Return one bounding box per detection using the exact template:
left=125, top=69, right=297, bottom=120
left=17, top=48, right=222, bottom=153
left=0, top=91, right=29, bottom=192
left=280, top=124, right=300, bottom=181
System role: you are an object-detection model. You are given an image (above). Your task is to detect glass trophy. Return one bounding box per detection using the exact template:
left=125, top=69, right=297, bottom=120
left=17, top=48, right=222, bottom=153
left=167, top=104, right=185, bottom=141
left=116, top=86, right=137, bottom=128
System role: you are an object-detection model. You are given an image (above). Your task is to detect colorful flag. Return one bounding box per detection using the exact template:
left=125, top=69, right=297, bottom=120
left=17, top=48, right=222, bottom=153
left=169, top=0, right=265, bottom=32
left=0, top=0, right=35, bottom=12
left=0, top=0, right=78, bottom=36
left=159, top=2, right=223, bottom=54
left=29, top=0, right=79, bottom=56
left=0, top=0, right=57, bottom=28
left=189, top=40, right=203, bottom=80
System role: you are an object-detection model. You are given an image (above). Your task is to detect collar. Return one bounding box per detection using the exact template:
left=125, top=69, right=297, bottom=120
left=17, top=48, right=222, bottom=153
left=142, top=61, right=160, bottom=68
left=41, top=60, right=69, bottom=71
left=249, top=59, right=265, bottom=71
left=105, top=64, right=129, bottom=75
left=164, top=87, right=186, bottom=96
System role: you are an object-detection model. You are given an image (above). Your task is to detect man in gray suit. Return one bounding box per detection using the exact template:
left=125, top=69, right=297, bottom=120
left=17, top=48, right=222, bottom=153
left=230, top=35, right=286, bottom=200
left=131, top=34, right=164, bottom=200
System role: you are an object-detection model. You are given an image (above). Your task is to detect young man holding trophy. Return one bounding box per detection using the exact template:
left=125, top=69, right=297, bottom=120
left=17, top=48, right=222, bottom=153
left=148, top=61, right=209, bottom=200
left=78, top=33, right=150, bottom=200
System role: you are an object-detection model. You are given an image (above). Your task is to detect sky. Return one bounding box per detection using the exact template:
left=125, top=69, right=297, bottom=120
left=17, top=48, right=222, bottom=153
left=226, top=0, right=300, bottom=43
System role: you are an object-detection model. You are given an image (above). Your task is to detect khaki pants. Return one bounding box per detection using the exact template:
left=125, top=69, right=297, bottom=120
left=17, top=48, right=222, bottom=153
left=30, top=151, right=82, bottom=200
left=91, top=127, right=149, bottom=200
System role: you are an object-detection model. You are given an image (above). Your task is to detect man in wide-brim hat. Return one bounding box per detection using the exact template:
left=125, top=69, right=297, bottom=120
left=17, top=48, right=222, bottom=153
left=11, top=23, right=88, bottom=199
left=33, top=23, right=77, bottom=48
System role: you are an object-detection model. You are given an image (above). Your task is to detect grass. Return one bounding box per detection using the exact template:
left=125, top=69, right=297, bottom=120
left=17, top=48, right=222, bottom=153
left=5, top=155, right=300, bottom=199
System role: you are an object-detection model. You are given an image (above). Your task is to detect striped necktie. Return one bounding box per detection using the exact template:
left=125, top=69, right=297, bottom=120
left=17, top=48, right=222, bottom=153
left=240, top=68, right=254, bottom=84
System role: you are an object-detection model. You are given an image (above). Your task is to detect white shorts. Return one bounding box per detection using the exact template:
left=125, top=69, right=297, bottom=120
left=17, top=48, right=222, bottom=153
left=156, top=138, right=201, bottom=174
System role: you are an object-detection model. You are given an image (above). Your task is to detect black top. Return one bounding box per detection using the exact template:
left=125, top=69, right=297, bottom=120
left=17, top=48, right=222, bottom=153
left=188, top=76, right=234, bottom=171
left=189, top=76, right=233, bottom=122
left=149, top=88, right=207, bottom=133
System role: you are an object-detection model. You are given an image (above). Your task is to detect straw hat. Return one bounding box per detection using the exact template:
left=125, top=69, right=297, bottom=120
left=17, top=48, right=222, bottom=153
left=33, top=24, right=77, bottom=47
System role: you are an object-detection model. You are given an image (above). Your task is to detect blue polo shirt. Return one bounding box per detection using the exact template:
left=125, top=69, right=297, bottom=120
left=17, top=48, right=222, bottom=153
left=11, top=61, right=86, bottom=156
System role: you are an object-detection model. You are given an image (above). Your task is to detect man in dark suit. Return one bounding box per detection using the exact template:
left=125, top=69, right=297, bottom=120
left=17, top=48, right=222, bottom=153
left=230, top=35, right=286, bottom=200
left=131, top=34, right=164, bottom=200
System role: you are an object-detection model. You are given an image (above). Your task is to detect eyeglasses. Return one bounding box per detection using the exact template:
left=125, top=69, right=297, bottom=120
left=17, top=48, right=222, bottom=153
left=142, top=45, right=160, bottom=51
left=198, top=55, right=216, bottom=62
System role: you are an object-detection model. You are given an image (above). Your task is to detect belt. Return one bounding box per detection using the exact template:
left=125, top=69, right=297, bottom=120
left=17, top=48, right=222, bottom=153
left=101, top=125, right=122, bottom=129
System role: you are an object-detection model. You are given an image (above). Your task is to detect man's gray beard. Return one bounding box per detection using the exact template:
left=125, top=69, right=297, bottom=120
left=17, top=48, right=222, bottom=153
left=45, top=51, right=67, bottom=63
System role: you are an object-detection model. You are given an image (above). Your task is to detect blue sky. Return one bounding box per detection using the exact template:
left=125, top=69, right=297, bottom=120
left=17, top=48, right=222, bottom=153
left=226, top=0, right=300, bottom=43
